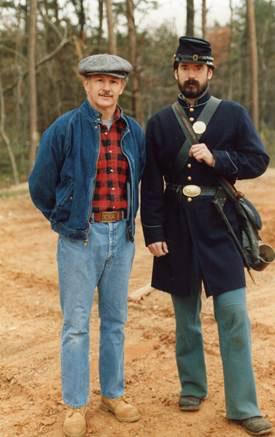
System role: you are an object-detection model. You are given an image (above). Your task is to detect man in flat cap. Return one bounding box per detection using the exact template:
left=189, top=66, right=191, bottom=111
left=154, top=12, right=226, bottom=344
left=29, top=53, right=145, bottom=437
left=141, top=36, right=272, bottom=435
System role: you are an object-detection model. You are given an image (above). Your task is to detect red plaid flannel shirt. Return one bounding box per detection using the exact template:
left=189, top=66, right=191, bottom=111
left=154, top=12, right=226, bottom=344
left=92, top=108, right=128, bottom=213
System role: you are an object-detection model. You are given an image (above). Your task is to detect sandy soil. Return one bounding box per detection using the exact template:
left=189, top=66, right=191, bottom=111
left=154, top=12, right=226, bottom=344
left=0, top=170, right=275, bottom=437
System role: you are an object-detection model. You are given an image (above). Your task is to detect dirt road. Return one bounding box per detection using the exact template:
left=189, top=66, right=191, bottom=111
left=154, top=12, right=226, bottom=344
left=0, top=170, right=275, bottom=436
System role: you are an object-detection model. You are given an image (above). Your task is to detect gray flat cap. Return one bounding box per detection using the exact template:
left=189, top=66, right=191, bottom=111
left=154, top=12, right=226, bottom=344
left=79, top=54, right=133, bottom=78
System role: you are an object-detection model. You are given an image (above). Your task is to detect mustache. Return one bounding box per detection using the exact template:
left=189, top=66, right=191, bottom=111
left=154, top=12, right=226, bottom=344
left=184, top=79, right=200, bottom=87
left=99, top=92, right=113, bottom=97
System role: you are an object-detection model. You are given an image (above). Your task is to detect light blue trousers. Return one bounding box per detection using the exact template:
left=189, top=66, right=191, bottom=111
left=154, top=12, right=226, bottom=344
left=172, top=288, right=261, bottom=419
left=57, top=221, right=135, bottom=408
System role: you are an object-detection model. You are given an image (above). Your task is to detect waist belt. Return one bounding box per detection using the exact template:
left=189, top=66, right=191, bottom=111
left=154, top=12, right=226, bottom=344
left=166, top=183, right=217, bottom=198
left=90, top=210, right=126, bottom=223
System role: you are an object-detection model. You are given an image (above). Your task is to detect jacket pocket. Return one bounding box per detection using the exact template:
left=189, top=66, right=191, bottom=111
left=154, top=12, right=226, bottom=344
left=55, top=179, right=74, bottom=222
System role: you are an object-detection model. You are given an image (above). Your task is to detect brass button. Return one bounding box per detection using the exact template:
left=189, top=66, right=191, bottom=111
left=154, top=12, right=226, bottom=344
left=187, top=176, right=192, bottom=181
left=189, top=107, right=194, bottom=112
left=187, top=163, right=192, bottom=168
left=189, top=117, right=195, bottom=122
left=187, top=197, right=192, bottom=202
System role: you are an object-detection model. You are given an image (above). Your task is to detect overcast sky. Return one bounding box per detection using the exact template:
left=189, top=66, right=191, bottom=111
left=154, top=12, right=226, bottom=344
left=139, top=0, right=241, bottom=34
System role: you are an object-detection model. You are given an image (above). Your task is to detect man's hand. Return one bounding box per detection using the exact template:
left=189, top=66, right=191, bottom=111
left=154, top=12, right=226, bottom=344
left=189, top=143, right=215, bottom=167
left=147, top=241, right=169, bottom=257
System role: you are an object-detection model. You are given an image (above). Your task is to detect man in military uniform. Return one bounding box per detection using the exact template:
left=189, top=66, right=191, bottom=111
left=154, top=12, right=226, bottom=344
left=141, top=36, right=272, bottom=435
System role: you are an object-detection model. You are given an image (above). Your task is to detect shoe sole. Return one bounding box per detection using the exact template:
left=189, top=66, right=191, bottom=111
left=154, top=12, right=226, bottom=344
left=100, top=404, right=140, bottom=422
left=63, top=425, right=86, bottom=437
left=63, top=432, right=86, bottom=437
left=179, top=405, right=201, bottom=412
left=244, top=429, right=272, bottom=436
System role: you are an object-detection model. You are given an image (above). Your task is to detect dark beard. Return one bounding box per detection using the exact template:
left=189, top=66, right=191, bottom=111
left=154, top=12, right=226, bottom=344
left=179, top=79, right=208, bottom=99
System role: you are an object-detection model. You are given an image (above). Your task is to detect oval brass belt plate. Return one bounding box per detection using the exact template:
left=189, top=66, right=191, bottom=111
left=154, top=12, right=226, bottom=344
left=182, top=185, right=201, bottom=197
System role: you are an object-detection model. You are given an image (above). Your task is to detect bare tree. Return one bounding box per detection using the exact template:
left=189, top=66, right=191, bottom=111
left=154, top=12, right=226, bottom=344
left=246, top=0, right=259, bottom=128
left=227, top=0, right=234, bottom=100
left=53, top=0, right=59, bottom=23
left=186, top=0, right=194, bottom=36
left=4, top=28, right=70, bottom=96
left=97, top=0, right=104, bottom=50
left=258, top=0, right=273, bottom=126
left=0, top=78, right=20, bottom=185
left=71, top=0, right=86, bottom=41
left=126, top=0, right=143, bottom=123
left=201, top=0, right=207, bottom=38
left=28, top=0, right=39, bottom=172
left=105, top=0, right=117, bottom=54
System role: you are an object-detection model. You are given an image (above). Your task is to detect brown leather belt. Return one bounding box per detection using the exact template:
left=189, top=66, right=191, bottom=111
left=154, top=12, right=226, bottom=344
left=90, top=210, right=126, bottom=223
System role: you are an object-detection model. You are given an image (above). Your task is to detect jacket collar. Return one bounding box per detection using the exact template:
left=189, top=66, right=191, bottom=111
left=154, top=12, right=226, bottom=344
left=178, top=88, right=211, bottom=108
left=79, top=99, right=127, bottom=124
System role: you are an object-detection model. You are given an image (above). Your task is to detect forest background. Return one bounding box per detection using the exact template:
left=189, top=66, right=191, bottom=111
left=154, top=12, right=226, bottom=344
left=0, top=0, right=274, bottom=187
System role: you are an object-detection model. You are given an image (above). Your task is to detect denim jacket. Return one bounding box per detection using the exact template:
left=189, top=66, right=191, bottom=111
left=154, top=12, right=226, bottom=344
left=29, top=100, right=145, bottom=241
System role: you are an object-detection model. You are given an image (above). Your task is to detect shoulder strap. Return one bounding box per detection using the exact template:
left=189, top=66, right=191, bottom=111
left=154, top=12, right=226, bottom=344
left=197, top=96, right=222, bottom=133
left=171, top=96, right=222, bottom=173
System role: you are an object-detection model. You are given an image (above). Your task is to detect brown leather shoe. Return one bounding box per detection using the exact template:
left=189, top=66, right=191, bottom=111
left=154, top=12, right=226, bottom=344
left=101, top=396, right=140, bottom=422
left=63, top=407, right=87, bottom=437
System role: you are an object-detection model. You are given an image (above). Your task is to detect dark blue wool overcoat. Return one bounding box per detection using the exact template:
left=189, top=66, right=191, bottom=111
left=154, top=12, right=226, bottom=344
left=141, top=92, right=269, bottom=297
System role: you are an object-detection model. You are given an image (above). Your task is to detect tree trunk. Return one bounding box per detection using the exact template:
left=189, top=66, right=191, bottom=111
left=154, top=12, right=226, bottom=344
left=126, top=0, right=143, bottom=123
left=246, top=0, right=259, bottom=128
left=105, top=0, right=117, bottom=54
left=186, top=0, right=194, bottom=36
left=28, top=0, right=39, bottom=172
left=258, top=0, right=272, bottom=129
left=97, top=0, right=104, bottom=50
left=79, top=0, right=85, bottom=41
left=53, top=0, right=59, bottom=23
left=71, top=0, right=86, bottom=41
left=227, top=0, right=234, bottom=100
left=0, top=78, right=20, bottom=185
left=201, top=0, right=207, bottom=38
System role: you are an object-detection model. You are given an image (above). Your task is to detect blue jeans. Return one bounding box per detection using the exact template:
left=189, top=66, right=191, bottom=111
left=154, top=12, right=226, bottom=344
left=57, top=221, right=135, bottom=408
left=172, top=288, right=261, bottom=419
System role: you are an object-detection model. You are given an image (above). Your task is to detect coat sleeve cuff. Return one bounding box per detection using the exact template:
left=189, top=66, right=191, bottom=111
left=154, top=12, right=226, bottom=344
left=142, top=224, right=166, bottom=246
left=212, top=150, right=238, bottom=178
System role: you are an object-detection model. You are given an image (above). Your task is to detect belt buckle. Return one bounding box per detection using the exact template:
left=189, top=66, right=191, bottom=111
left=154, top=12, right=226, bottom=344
left=101, top=211, right=118, bottom=222
left=182, top=185, right=201, bottom=198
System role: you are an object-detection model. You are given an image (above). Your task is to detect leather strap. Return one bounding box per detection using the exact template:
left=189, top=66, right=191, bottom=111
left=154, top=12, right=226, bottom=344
left=166, top=183, right=217, bottom=197
left=90, top=210, right=126, bottom=223
left=171, top=96, right=222, bottom=174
